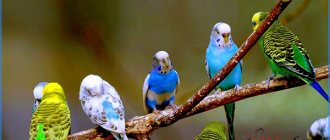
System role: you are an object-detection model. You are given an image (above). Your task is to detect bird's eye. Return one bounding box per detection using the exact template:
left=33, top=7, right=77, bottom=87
left=252, top=21, right=256, bottom=26
left=216, top=31, right=220, bottom=34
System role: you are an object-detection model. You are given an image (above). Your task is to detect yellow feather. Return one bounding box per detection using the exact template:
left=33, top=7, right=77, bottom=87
left=251, top=12, right=262, bottom=31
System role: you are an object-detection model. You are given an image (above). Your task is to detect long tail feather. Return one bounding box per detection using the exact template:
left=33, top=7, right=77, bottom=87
left=224, top=103, right=235, bottom=140
left=310, top=81, right=329, bottom=102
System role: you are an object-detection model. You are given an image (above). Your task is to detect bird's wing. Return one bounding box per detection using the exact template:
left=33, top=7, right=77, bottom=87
left=30, top=102, right=71, bottom=140
left=263, top=25, right=315, bottom=80
left=142, top=74, right=150, bottom=113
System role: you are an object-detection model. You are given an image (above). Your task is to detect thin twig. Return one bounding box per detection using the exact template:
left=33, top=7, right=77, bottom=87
left=281, top=0, right=311, bottom=25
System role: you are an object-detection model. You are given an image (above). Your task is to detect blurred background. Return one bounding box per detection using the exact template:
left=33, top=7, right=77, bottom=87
left=3, top=0, right=328, bottom=139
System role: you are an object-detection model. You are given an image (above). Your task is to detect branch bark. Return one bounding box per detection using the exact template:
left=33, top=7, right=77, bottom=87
left=68, top=0, right=294, bottom=139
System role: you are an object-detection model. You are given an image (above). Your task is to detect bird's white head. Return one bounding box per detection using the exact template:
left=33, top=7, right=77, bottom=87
left=152, top=51, right=173, bottom=74
left=211, top=22, right=233, bottom=47
left=80, top=74, right=104, bottom=99
left=33, top=82, right=48, bottom=99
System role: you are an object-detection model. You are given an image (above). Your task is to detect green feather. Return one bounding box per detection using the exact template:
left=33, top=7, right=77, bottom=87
left=260, top=19, right=315, bottom=83
left=195, top=121, right=227, bottom=140
left=36, top=123, right=45, bottom=140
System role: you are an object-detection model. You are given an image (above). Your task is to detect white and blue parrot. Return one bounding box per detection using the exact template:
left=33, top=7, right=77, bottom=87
left=307, top=116, right=329, bottom=140
left=143, top=51, right=180, bottom=114
left=79, top=74, right=128, bottom=140
left=32, top=82, right=48, bottom=113
left=205, top=22, right=242, bottom=140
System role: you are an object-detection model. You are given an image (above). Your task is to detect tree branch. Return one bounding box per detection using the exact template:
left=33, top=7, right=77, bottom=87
left=68, top=0, right=294, bottom=139
left=69, top=65, right=328, bottom=140
left=281, top=0, right=311, bottom=25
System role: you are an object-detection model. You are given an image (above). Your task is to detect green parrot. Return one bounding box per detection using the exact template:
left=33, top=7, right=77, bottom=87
left=29, top=83, right=71, bottom=140
left=194, top=121, right=227, bottom=140
left=251, top=12, right=329, bottom=102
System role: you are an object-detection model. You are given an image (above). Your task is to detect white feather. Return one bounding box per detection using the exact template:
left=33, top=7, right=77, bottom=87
left=33, top=82, right=47, bottom=99
left=154, top=51, right=169, bottom=60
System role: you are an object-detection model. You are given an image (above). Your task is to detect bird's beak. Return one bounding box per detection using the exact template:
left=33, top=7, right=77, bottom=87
left=223, top=33, right=229, bottom=44
left=162, top=60, right=169, bottom=69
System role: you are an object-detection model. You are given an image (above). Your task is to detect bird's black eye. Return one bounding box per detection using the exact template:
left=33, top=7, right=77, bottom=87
left=216, top=31, right=220, bottom=34
left=252, top=21, right=256, bottom=26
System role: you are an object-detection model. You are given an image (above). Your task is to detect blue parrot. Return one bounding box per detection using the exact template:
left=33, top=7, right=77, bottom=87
left=143, top=51, right=180, bottom=113
left=205, top=22, right=242, bottom=140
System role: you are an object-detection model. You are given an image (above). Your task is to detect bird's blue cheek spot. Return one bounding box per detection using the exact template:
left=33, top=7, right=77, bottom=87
left=252, top=21, right=256, bottom=27
left=217, top=39, right=220, bottom=42
left=157, top=66, right=161, bottom=71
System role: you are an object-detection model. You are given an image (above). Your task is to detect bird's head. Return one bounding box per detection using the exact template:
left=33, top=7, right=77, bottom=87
left=252, top=12, right=268, bottom=31
left=211, top=22, right=233, bottom=47
left=33, top=82, right=48, bottom=100
left=43, top=82, right=66, bottom=100
left=80, top=74, right=104, bottom=99
left=152, top=51, right=173, bottom=74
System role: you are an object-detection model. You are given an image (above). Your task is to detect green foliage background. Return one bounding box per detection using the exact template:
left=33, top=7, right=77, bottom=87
left=3, top=0, right=328, bottom=139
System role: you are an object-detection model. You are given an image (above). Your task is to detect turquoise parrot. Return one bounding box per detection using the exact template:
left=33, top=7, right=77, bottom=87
left=205, top=22, right=242, bottom=140
left=143, top=51, right=180, bottom=113
left=194, top=121, right=227, bottom=140
left=251, top=12, right=329, bottom=102
left=79, top=74, right=128, bottom=140
left=29, top=83, right=71, bottom=140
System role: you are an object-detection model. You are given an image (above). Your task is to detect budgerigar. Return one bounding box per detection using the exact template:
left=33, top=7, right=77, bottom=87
left=205, top=22, right=242, bottom=140
left=307, top=116, right=329, bottom=140
left=32, top=82, right=48, bottom=114
left=29, top=83, right=71, bottom=140
left=194, top=121, right=227, bottom=140
left=143, top=51, right=180, bottom=113
left=79, top=74, right=128, bottom=140
left=251, top=12, right=329, bottom=102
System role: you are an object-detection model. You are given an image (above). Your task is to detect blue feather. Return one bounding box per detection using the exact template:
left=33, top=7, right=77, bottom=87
left=310, top=81, right=329, bottom=102
left=102, top=100, right=120, bottom=120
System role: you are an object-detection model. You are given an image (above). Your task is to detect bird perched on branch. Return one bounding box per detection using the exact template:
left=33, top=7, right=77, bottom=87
left=251, top=12, right=329, bottom=102
left=29, top=83, right=71, bottom=140
left=143, top=51, right=180, bottom=113
left=194, top=121, right=227, bottom=140
left=205, top=22, right=242, bottom=140
left=79, top=74, right=128, bottom=140
left=31, top=82, right=48, bottom=114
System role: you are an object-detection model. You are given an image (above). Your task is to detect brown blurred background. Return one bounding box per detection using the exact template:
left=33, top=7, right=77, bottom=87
left=3, top=0, right=328, bottom=139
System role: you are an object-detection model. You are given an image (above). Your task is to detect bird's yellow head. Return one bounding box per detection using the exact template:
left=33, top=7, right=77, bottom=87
left=43, top=82, right=65, bottom=99
left=251, top=12, right=269, bottom=31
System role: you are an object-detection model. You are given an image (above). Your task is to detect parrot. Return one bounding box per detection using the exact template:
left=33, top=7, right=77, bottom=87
left=194, top=121, right=227, bottom=140
left=32, top=82, right=48, bottom=114
left=29, top=82, right=71, bottom=140
left=307, top=116, right=329, bottom=140
left=79, top=74, right=128, bottom=140
left=142, top=51, right=180, bottom=114
left=205, top=22, right=242, bottom=140
left=251, top=12, right=329, bottom=102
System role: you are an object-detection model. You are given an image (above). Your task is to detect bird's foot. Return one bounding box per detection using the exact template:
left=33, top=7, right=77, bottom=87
left=233, top=85, right=241, bottom=93
left=152, top=109, right=160, bottom=115
left=266, top=74, right=276, bottom=87
left=169, top=104, right=178, bottom=111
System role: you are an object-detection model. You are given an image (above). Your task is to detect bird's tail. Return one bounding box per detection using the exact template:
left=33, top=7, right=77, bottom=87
left=224, top=103, right=235, bottom=140
left=310, top=81, right=329, bottom=102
